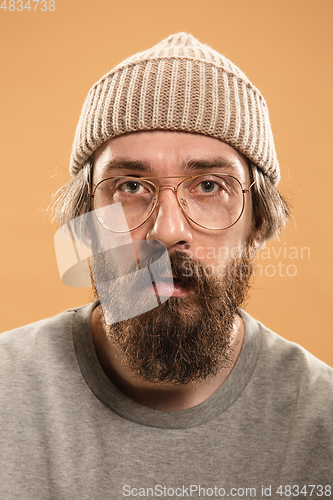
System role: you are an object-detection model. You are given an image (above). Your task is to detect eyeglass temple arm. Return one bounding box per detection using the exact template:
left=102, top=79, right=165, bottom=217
left=242, top=181, right=256, bottom=193
left=87, top=168, right=94, bottom=198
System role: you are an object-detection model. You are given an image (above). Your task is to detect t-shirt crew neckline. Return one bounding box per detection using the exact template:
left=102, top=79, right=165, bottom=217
left=73, top=302, right=262, bottom=429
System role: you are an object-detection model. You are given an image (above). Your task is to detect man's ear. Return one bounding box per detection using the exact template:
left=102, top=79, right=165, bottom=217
left=250, top=228, right=266, bottom=252
left=54, top=222, right=92, bottom=287
left=80, top=219, right=95, bottom=250
left=70, top=214, right=96, bottom=251
left=252, top=237, right=265, bottom=251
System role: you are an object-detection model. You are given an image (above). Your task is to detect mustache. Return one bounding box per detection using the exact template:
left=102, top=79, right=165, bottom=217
left=91, top=240, right=200, bottom=282
left=90, top=241, right=168, bottom=282
left=91, top=242, right=252, bottom=301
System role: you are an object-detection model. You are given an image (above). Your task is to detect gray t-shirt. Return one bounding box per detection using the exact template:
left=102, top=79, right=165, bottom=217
left=0, top=303, right=332, bottom=499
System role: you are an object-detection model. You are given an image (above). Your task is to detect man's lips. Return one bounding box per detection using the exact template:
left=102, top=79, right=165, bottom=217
left=152, top=276, right=193, bottom=297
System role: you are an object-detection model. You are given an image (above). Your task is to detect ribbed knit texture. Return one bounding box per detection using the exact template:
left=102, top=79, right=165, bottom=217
left=70, top=33, right=280, bottom=184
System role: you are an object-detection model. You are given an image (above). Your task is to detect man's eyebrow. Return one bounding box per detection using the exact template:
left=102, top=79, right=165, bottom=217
left=183, top=158, right=242, bottom=173
left=99, top=159, right=153, bottom=174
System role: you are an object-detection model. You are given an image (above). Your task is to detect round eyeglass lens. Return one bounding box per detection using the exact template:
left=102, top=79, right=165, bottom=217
left=93, top=177, right=158, bottom=232
left=177, top=174, right=244, bottom=230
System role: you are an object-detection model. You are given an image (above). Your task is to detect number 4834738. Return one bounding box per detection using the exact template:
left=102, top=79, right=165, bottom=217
left=276, top=484, right=332, bottom=497
left=0, top=0, right=55, bottom=11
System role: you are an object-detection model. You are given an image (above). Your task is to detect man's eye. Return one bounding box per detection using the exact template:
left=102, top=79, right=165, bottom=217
left=198, top=180, right=219, bottom=193
left=119, top=181, right=144, bottom=194
left=193, top=179, right=228, bottom=194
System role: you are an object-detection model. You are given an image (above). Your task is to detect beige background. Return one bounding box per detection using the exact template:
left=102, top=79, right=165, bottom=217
left=1, top=0, right=332, bottom=366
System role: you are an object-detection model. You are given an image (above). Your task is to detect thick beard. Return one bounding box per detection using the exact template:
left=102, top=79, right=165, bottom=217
left=91, top=248, right=254, bottom=385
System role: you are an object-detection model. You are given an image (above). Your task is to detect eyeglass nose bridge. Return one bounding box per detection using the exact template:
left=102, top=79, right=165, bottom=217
left=154, top=183, right=186, bottom=214
left=156, top=184, right=179, bottom=195
left=149, top=182, right=186, bottom=223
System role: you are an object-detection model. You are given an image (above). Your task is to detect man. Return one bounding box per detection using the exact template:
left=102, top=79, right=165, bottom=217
left=1, top=33, right=332, bottom=499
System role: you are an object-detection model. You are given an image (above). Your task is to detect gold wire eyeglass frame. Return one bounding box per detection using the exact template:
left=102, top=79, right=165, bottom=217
left=88, top=174, right=256, bottom=233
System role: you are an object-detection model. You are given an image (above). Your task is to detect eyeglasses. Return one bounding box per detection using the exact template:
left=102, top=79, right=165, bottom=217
left=88, top=174, right=255, bottom=233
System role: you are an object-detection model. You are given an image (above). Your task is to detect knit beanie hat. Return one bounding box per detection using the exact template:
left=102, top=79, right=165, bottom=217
left=70, top=33, right=280, bottom=185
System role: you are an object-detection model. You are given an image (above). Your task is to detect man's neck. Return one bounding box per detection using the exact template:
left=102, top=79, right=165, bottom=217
left=90, top=307, right=245, bottom=412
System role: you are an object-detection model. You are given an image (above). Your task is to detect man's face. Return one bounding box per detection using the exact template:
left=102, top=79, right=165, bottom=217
left=92, top=130, right=254, bottom=272
left=90, top=130, right=255, bottom=384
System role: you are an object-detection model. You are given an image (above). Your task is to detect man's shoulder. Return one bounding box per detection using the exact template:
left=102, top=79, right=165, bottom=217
left=242, top=310, right=333, bottom=401
left=264, top=317, right=332, bottom=379
left=1, top=305, right=78, bottom=341
left=0, top=303, right=93, bottom=367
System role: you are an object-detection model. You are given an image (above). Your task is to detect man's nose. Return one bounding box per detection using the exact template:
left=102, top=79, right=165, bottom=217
left=146, top=186, right=193, bottom=250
